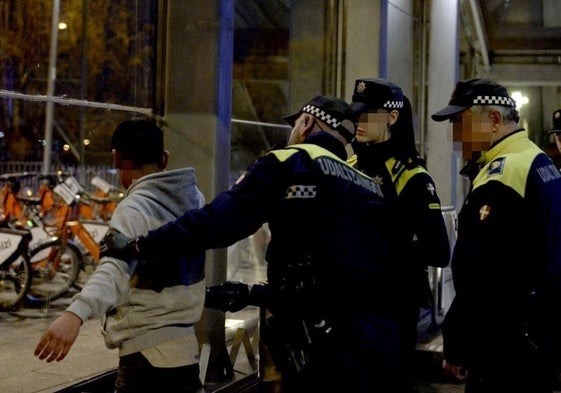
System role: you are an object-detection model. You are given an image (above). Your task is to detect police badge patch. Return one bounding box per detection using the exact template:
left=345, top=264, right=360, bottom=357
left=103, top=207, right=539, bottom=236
left=426, top=182, right=435, bottom=195
left=488, top=157, right=505, bottom=176
left=372, top=175, right=383, bottom=186
left=356, top=81, right=366, bottom=93
left=479, top=204, right=491, bottom=220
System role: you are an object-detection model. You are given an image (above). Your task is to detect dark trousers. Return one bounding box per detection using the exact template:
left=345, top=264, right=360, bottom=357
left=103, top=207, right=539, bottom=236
left=464, top=349, right=557, bottom=393
left=465, top=369, right=555, bottom=393
left=115, top=352, right=202, bottom=393
left=273, top=317, right=399, bottom=393
left=395, top=305, right=421, bottom=393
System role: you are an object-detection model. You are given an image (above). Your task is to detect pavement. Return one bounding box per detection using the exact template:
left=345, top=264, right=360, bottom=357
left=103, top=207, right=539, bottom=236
left=0, top=290, right=464, bottom=393
left=2, top=231, right=556, bottom=393
left=0, top=289, right=262, bottom=393
left=0, top=294, right=117, bottom=393
left=0, top=256, right=467, bottom=393
left=4, top=295, right=558, bottom=393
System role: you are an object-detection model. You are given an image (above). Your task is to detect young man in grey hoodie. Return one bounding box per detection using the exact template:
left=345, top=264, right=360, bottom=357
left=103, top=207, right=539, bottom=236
left=34, top=119, right=206, bottom=393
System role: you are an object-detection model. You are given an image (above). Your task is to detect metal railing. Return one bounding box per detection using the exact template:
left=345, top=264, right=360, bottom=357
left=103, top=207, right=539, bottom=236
left=0, top=162, right=121, bottom=192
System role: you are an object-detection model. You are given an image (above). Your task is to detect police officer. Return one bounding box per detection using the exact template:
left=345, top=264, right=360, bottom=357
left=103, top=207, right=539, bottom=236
left=548, top=109, right=561, bottom=157
left=101, top=95, right=400, bottom=393
left=349, top=78, right=450, bottom=392
left=432, top=79, right=561, bottom=392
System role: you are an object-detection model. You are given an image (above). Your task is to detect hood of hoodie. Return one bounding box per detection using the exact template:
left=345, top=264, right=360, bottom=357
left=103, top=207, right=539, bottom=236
left=123, top=167, right=205, bottom=219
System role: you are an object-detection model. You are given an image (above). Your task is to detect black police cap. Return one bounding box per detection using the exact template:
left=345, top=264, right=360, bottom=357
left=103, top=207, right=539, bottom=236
left=431, top=78, right=516, bottom=122
left=283, top=95, right=358, bottom=142
left=351, top=78, right=404, bottom=113
left=547, top=109, right=561, bottom=135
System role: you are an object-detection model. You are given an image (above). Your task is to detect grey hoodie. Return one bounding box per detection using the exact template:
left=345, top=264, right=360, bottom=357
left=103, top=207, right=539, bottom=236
left=67, top=167, right=206, bottom=357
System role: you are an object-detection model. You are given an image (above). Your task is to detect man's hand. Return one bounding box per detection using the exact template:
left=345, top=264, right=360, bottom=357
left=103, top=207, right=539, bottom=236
left=205, top=281, right=250, bottom=312
left=34, top=311, right=82, bottom=362
left=99, top=229, right=139, bottom=261
left=442, top=359, right=468, bottom=382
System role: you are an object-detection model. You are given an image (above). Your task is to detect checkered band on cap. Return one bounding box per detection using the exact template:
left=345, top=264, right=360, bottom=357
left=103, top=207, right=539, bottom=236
left=301, top=105, right=342, bottom=129
left=472, top=95, right=516, bottom=107
left=383, top=100, right=404, bottom=109
left=285, top=185, right=317, bottom=199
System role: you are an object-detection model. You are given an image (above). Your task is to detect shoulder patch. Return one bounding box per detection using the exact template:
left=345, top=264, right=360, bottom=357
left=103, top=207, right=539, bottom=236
left=426, top=182, right=436, bottom=195
left=488, top=157, right=505, bottom=176
left=536, top=163, right=561, bottom=183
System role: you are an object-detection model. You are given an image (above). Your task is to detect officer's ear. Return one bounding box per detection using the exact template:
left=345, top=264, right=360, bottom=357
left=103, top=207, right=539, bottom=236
left=488, top=109, right=502, bottom=132
left=388, top=110, right=399, bottom=126
left=302, top=114, right=316, bottom=136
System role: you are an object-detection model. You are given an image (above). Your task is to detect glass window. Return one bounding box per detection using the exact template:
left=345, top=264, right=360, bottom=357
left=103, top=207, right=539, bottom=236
left=230, top=0, right=290, bottom=173
left=0, top=0, right=158, bottom=167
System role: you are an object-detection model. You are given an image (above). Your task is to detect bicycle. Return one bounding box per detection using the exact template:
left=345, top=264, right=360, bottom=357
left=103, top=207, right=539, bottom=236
left=2, top=173, right=115, bottom=304
left=0, top=227, right=32, bottom=310
left=1, top=173, right=83, bottom=304
left=0, top=172, right=34, bottom=226
left=23, top=175, right=111, bottom=299
left=18, top=199, right=83, bottom=304
left=82, top=175, right=123, bottom=222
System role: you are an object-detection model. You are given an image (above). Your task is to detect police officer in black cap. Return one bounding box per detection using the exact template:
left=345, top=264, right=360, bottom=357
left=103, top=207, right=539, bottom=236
left=101, top=95, right=400, bottom=392
left=349, top=78, right=450, bottom=392
left=432, top=78, right=561, bottom=392
left=548, top=109, right=561, bottom=157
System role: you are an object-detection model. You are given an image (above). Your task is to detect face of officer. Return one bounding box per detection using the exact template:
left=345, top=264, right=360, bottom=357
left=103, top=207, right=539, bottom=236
left=355, top=109, right=398, bottom=144
left=450, top=107, right=507, bottom=161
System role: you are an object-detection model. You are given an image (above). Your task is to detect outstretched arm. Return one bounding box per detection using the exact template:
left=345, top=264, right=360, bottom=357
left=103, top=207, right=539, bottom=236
left=34, top=311, right=82, bottom=362
left=102, top=153, right=286, bottom=263
left=34, top=255, right=132, bottom=362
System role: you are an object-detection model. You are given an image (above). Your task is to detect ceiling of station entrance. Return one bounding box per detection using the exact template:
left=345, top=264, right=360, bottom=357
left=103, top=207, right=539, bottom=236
left=233, top=1, right=561, bottom=54
left=478, top=0, right=561, bottom=53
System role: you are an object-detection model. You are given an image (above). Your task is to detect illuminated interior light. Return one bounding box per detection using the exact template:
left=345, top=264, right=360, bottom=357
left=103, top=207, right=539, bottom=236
left=511, top=91, right=529, bottom=109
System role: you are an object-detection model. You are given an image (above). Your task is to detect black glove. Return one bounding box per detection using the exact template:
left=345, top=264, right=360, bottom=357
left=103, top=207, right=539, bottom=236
left=205, top=281, right=250, bottom=312
left=99, top=229, right=140, bottom=262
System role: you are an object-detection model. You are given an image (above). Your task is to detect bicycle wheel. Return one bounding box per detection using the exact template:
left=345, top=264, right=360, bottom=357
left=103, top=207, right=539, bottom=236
left=27, top=239, right=82, bottom=303
left=0, top=254, right=32, bottom=310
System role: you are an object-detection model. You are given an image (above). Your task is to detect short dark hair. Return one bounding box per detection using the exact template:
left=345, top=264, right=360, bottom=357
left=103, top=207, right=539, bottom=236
left=111, top=119, right=164, bottom=167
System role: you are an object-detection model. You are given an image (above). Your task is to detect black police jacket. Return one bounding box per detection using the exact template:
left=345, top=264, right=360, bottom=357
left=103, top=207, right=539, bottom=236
left=138, top=131, right=396, bottom=319
left=350, top=140, right=450, bottom=307
left=442, top=130, right=561, bottom=368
